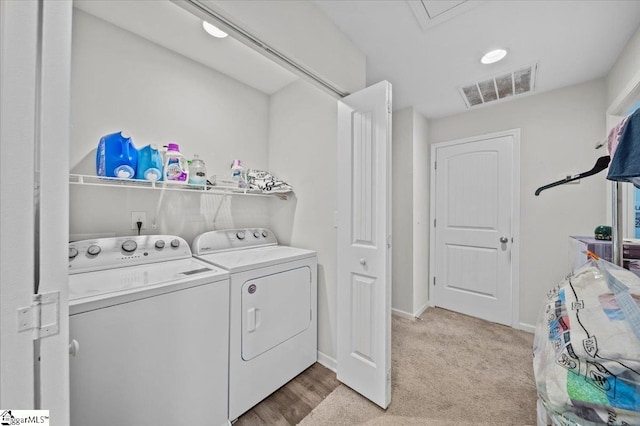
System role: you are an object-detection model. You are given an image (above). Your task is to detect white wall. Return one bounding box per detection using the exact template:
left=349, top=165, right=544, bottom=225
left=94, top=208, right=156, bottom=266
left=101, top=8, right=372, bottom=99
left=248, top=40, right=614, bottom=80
left=268, top=80, right=338, bottom=360
left=606, top=24, right=640, bottom=108
left=392, top=108, right=414, bottom=314
left=429, top=79, right=608, bottom=328
left=391, top=107, right=430, bottom=317
left=412, top=111, right=430, bottom=315
left=70, top=10, right=273, bottom=242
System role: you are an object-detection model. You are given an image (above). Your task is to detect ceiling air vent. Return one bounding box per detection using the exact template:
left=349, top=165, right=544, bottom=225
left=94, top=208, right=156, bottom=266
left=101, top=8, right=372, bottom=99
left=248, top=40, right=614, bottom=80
left=459, top=64, right=537, bottom=109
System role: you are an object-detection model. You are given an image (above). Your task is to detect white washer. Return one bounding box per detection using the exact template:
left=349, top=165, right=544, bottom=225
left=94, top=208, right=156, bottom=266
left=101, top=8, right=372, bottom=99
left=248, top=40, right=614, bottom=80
left=68, top=235, right=229, bottom=426
left=192, top=228, right=317, bottom=420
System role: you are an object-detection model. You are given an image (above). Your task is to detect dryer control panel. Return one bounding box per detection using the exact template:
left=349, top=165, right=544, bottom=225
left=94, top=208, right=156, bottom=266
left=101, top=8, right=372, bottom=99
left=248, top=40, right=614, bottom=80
left=191, top=228, right=277, bottom=255
left=69, top=235, right=191, bottom=274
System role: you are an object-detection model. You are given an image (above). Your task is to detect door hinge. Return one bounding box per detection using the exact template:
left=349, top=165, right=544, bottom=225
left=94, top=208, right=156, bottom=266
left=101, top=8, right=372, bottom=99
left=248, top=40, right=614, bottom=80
left=434, top=161, right=437, bottom=170
left=433, top=219, right=436, bottom=227
left=433, top=277, right=436, bottom=286
left=17, top=291, right=60, bottom=340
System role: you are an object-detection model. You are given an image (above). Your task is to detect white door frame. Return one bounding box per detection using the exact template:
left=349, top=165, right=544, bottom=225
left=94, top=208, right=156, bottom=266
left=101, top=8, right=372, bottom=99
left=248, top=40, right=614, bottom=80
left=428, top=129, right=521, bottom=328
left=37, top=0, right=72, bottom=421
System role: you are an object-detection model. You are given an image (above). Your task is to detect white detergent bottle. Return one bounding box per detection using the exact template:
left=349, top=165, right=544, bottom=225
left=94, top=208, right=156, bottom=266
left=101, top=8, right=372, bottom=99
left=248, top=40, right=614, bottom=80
left=163, top=143, right=189, bottom=183
left=231, top=159, right=246, bottom=188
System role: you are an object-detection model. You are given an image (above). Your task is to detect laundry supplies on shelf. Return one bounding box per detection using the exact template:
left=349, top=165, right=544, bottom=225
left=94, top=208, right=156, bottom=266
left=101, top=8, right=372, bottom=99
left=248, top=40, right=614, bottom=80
left=230, top=159, right=247, bottom=188
left=188, top=154, right=207, bottom=186
left=96, top=131, right=138, bottom=179
left=136, top=144, right=163, bottom=181
left=90, top=134, right=294, bottom=200
left=163, top=143, right=189, bottom=183
left=246, top=169, right=293, bottom=194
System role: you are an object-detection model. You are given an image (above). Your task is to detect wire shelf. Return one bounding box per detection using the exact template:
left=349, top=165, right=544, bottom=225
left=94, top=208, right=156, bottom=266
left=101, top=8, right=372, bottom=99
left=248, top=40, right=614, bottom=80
left=69, top=174, right=288, bottom=199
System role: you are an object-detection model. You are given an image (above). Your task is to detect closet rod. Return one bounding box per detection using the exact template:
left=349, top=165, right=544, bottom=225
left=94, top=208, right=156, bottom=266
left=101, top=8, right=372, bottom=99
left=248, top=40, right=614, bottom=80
left=172, top=0, right=350, bottom=99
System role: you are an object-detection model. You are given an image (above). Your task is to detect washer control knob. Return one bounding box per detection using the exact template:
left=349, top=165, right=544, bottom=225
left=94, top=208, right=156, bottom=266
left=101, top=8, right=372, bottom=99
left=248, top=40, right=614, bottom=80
left=262, top=230, right=269, bottom=238
left=69, top=247, right=78, bottom=259
left=155, top=240, right=165, bottom=249
left=121, top=240, right=137, bottom=253
left=253, top=231, right=261, bottom=239
left=170, top=239, right=180, bottom=248
left=236, top=231, right=246, bottom=240
left=87, top=245, right=101, bottom=256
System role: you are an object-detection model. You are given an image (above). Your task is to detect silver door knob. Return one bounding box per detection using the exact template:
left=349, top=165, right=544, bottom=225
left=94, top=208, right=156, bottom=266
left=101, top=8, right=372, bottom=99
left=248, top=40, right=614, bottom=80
left=359, top=258, right=367, bottom=266
left=499, top=236, right=509, bottom=243
left=69, top=339, right=80, bottom=357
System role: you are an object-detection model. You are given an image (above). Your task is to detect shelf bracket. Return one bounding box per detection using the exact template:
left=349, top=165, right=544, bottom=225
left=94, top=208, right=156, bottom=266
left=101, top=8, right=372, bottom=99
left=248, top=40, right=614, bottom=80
left=152, top=186, right=167, bottom=230
left=212, top=193, right=230, bottom=230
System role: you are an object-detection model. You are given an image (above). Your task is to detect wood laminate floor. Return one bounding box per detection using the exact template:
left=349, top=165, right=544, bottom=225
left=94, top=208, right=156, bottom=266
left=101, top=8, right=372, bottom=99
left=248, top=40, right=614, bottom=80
left=234, top=363, right=340, bottom=426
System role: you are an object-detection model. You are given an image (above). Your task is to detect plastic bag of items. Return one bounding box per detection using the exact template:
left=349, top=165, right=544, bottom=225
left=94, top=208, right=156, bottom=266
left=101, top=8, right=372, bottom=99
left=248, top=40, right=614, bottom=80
left=246, top=169, right=292, bottom=194
left=533, top=255, right=640, bottom=425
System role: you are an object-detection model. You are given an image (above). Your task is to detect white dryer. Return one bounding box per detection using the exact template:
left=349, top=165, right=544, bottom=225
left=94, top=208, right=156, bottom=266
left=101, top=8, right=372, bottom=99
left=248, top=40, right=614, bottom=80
left=68, top=235, right=229, bottom=426
left=192, top=228, right=317, bottom=420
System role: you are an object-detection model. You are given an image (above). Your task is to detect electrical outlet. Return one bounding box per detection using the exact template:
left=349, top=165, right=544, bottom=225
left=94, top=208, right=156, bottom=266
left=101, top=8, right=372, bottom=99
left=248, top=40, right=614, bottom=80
left=131, top=211, right=147, bottom=230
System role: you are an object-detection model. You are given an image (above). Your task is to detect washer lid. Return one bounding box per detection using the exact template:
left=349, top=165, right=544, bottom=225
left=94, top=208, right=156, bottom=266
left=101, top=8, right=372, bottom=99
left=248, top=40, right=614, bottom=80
left=69, top=258, right=228, bottom=314
left=195, top=245, right=316, bottom=273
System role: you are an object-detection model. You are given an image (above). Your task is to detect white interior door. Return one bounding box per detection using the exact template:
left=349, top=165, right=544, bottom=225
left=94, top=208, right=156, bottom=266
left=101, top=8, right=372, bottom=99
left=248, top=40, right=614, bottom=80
left=0, top=0, right=72, bottom=419
left=430, top=131, right=519, bottom=326
left=0, top=0, right=39, bottom=408
left=336, top=81, right=392, bottom=409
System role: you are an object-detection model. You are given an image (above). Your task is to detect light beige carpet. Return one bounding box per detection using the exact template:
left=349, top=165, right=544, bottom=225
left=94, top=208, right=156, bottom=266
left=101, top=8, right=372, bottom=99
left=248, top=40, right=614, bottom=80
left=300, top=307, right=537, bottom=425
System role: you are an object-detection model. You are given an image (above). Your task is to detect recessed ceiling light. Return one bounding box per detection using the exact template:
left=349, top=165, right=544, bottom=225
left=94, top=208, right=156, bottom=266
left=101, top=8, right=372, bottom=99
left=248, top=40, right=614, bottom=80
left=481, top=49, right=507, bottom=65
left=202, top=21, right=228, bottom=38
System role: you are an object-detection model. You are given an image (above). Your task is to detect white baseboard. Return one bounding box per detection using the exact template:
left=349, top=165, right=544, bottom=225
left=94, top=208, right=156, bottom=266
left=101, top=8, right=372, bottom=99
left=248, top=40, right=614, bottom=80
left=391, top=308, right=415, bottom=320
left=519, top=322, right=536, bottom=334
left=413, top=303, right=429, bottom=318
left=317, top=351, right=337, bottom=372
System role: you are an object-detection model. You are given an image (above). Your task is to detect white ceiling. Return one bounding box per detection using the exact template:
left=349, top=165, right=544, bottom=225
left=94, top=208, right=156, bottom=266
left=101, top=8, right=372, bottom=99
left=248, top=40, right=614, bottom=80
left=314, top=0, right=640, bottom=118
left=74, top=1, right=640, bottom=119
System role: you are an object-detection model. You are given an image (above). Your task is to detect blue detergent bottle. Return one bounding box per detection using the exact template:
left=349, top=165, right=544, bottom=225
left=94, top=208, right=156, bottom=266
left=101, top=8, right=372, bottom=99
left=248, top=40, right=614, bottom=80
left=136, top=144, right=163, bottom=181
left=96, top=131, right=138, bottom=179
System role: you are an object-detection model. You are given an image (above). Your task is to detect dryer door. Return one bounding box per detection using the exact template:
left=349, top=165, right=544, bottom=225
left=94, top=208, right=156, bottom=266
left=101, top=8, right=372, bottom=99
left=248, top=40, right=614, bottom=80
left=241, top=266, right=311, bottom=361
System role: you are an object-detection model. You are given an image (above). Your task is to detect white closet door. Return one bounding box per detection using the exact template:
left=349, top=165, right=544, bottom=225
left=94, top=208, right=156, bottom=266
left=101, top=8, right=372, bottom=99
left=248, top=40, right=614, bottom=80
left=336, top=81, right=392, bottom=409
left=0, top=1, right=72, bottom=421
left=0, top=0, right=39, bottom=408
